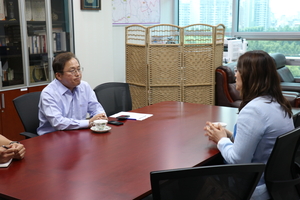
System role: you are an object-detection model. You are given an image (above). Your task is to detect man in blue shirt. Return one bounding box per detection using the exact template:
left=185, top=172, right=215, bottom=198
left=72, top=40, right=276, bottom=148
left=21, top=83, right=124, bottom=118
left=37, top=52, right=107, bottom=135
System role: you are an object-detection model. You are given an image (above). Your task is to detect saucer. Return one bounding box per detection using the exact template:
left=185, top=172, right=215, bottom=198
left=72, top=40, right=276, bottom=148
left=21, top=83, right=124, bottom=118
left=91, top=126, right=111, bottom=133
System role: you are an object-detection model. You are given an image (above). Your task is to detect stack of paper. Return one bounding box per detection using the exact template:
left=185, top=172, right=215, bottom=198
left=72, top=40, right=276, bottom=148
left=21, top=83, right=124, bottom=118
left=0, top=158, right=12, bottom=168
left=110, top=112, right=153, bottom=121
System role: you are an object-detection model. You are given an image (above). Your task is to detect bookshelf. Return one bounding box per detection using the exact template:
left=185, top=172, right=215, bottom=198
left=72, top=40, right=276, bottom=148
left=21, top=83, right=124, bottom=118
left=0, top=0, right=73, bottom=88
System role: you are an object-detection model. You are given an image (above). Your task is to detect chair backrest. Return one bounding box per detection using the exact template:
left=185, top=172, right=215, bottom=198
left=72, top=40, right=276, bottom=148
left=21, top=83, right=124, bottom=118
left=150, top=163, right=265, bottom=200
left=93, top=82, right=132, bottom=116
left=215, top=64, right=241, bottom=108
left=270, top=53, right=295, bottom=82
left=265, top=127, right=300, bottom=200
left=277, top=67, right=295, bottom=82
left=13, top=91, right=41, bottom=136
left=293, top=112, right=300, bottom=128
left=270, top=53, right=286, bottom=70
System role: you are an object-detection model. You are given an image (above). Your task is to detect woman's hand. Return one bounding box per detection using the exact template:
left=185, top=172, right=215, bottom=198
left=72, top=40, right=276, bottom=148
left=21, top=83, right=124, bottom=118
left=204, top=121, right=227, bottom=144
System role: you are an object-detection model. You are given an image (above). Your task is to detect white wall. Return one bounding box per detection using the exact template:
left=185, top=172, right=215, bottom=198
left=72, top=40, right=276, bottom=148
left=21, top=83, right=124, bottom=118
left=72, top=0, right=174, bottom=89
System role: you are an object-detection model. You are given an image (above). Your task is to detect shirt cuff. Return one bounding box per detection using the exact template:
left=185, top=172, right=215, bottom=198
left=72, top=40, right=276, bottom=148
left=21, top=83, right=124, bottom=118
left=80, top=120, right=90, bottom=129
left=217, top=137, right=232, bottom=150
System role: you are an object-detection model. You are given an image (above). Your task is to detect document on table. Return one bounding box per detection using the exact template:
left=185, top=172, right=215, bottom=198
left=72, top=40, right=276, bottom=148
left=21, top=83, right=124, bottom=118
left=0, top=158, right=12, bottom=168
left=110, top=111, right=153, bottom=121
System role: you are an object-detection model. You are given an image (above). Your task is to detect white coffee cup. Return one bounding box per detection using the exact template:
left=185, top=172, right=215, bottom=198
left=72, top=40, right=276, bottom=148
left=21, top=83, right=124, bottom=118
left=93, top=119, right=108, bottom=130
left=212, top=122, right=227, bottom=128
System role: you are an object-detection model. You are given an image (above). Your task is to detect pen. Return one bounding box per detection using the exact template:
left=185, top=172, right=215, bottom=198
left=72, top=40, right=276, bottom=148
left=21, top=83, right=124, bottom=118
left=2, top=145, right=9, bottom=149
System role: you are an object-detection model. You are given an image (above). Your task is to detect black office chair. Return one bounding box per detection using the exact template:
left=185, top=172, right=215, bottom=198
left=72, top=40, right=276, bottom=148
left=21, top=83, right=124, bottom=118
left=13, top=91, right=41, bottom=138
left=150, top=163, right=265, bottom=200
left=93, top=82, right=132, bottom=116
left=294, top=112, right=300, bottom=128
left=265, top=127, right=300, bottom=200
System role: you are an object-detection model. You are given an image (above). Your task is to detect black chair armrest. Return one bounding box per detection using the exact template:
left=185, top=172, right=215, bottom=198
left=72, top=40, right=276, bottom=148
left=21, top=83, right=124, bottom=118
left=294, top=78, right=300, bottom=83
left=20, top=132, right=39, bottom=139
left=281, top=82, right=300, bottom=93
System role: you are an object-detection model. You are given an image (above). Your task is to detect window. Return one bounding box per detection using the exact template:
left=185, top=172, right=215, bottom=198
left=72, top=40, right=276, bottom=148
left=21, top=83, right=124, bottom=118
left=178, top=0, right=300, bottom=57
left=287, top=65, right=300, bottom=77
left=239, top=0, right=300, bottom=33
left=247, top=40, right=300, bottom=57
left=179, top=0, right=232, bottom=32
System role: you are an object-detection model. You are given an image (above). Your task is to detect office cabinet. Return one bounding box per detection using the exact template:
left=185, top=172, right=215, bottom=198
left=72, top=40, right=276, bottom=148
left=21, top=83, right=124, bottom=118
left=0, top=89, right=28, bottom=141
left=0, top=0, right=74, bottom=140
left=126, top=24, right=225, bottom=109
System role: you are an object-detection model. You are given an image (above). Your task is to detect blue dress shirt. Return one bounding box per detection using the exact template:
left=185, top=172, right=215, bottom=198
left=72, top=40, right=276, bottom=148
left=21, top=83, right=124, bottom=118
left=217, top=96, right=294, bottom=200
left=37, top=79, right=105, bottom=135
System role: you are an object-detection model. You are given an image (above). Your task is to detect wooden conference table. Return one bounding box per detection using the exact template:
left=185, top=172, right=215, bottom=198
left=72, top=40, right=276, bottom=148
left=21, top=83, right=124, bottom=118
left=0, top=101, right=239, bottom=200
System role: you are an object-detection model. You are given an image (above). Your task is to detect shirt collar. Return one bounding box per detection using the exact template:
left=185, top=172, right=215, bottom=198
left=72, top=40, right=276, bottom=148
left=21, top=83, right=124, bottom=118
left=54, top=79, right=79, bottom=95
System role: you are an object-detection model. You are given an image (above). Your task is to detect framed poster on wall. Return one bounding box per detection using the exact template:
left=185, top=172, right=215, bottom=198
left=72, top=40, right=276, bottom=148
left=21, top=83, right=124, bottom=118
left=81, top=0, right=101, bottom=10
left=112, top=0, right=160, bottom=25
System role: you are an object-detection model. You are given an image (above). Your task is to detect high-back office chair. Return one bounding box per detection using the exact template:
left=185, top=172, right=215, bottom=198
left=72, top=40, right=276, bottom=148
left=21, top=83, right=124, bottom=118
left=215, top=63, right=241, bottom=108
left=271, top=53, right=300, bottom=93
left=271, top=53, right=296, bottom=82
left=294, top=113, right=300, bottom=128
left=13, top=91, right=41, bottom=138
left=265, top=127, right=300, bottom=200
left=150, top=163, right=265, bottom=200
left=93, top=82, right=132, bottom=116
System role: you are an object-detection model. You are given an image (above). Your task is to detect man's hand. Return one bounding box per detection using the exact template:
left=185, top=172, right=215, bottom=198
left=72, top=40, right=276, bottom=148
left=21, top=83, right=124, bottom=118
left=89, top=113, right=107, bottom=127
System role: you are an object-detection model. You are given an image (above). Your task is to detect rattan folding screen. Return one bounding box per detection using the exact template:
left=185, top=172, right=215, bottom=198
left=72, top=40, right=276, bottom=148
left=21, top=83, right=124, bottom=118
left=126, top=24, right=225, bottom=109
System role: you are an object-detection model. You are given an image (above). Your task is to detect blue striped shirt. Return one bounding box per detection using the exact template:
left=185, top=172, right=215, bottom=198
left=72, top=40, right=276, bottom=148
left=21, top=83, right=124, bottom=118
left=37, top=79, right=105, bottom=135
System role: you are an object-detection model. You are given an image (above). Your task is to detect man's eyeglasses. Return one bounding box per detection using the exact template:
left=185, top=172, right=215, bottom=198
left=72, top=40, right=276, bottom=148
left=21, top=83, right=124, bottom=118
left=62, top=68, right=83, bottom=75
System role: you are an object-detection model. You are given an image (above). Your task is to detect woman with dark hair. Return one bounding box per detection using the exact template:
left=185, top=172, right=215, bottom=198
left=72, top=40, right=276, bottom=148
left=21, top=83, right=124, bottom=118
left=204, top=50, right=294, bottom=199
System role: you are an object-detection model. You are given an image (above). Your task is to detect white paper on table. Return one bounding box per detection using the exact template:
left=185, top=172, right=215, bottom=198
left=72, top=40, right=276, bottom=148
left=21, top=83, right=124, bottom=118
left=0, top=158, right=12, bottom=168
left=110, top=111, right=153, bottom=121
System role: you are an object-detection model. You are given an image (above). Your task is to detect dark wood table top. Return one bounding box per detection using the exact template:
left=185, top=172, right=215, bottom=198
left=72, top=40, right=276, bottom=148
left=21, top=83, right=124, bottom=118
left=0, top=101, right=239, bottom=200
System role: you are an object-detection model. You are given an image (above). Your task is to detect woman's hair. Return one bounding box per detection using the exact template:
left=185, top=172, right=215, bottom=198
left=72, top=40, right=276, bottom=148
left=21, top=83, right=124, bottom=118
left=237, top=50, right=292, bottom=117
left=52, top=52, right=80, bottom=74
